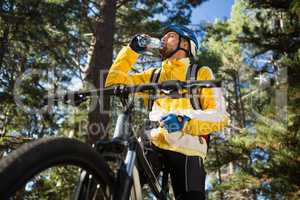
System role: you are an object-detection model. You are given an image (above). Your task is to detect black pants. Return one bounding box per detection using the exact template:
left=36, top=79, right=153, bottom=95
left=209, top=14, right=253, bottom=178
left=140, top=143, right=206, bottom=200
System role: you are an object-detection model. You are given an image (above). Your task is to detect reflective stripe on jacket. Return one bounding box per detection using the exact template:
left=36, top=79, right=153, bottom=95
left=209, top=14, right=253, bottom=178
left=105, top=46, right=229, bottom=158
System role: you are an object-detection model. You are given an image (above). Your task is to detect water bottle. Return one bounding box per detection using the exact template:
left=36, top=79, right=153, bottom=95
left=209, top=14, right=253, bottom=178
left=137, top=35, right=164, bottom=57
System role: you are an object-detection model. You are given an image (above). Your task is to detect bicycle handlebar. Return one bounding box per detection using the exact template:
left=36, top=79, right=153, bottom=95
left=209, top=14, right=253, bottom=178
left=44, top=80, right=221, bottom=106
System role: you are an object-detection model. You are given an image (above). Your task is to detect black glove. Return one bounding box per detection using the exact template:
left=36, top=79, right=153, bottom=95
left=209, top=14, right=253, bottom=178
left=129, top=34, right=147, bottom=53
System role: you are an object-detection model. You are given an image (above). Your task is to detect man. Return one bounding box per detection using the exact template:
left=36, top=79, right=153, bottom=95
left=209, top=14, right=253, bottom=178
left=105, top=25, right=229, bottom=200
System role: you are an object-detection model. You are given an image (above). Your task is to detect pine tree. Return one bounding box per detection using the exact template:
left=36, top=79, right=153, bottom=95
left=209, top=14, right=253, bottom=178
left=202, top=0, right=300, bottom=199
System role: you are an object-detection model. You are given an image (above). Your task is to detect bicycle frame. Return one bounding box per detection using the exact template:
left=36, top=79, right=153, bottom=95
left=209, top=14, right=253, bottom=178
left=75, top=102, right=169, bottom=200
left=53, top=80, right=222, bottom=200
left=110, top=102, right=169, bottom=200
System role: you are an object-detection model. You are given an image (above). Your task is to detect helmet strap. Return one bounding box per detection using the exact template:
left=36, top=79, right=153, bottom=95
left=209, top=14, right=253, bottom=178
left=164, top=36, right=190, bottom=59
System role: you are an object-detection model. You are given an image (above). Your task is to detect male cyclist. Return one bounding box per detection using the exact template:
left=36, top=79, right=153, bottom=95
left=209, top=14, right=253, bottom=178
left=105, top=24, right=229, bottom=200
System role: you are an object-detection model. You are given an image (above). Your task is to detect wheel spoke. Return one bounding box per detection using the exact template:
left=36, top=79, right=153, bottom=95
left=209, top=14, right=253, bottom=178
left=8, top=165, right=111, bottom=199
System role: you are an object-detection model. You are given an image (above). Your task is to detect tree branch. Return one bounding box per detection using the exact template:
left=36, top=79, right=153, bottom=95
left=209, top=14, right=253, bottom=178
left=116, top=0, right=131, bottom=9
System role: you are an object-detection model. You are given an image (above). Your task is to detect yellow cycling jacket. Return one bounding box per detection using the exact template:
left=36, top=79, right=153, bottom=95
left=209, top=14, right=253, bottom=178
left=105, top=46, right=229, bottom=158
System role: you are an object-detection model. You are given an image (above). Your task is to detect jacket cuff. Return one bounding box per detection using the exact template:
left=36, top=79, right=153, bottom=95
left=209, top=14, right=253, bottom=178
left=125, top=45, right=140, bottom=64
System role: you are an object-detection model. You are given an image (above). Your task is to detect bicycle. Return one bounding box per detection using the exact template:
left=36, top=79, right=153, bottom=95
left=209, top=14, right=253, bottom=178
left=0, top=79, right=221, bottom=200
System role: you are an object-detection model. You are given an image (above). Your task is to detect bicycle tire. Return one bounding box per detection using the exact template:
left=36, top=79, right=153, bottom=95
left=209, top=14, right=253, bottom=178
left=0, top=137, right=115, bottom=199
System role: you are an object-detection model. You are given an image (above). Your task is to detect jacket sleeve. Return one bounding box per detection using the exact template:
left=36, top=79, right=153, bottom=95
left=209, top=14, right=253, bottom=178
left=182, top=66, right=230, bottom=136
left=105, top=46, right=153, bottom=87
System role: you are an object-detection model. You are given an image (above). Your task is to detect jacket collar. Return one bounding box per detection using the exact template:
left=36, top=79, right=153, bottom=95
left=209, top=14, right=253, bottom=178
left=162, top=57, right=190, bottom=68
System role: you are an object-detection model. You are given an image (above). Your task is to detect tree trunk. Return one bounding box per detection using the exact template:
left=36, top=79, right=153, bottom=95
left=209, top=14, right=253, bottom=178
left=236, top=72, right=246, bottom=127
left=215, top=148, right=224, bottom=200
left=233, top=71, right=245, bottom=128
left=86, top=0, right=117, bottom=143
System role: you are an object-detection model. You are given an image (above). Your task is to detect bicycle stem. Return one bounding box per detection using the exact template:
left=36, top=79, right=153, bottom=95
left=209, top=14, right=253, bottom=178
left=113, top=113, right=131, bottom=139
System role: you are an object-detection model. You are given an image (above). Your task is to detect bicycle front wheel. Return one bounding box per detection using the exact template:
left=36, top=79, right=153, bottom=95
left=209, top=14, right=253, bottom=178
left=0, top=137, right=115, bottom=199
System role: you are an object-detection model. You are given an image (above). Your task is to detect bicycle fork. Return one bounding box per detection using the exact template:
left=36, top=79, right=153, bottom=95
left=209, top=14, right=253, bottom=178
left=113, top=112, right=140, bottom=200
left=113, top=141, right=138, bottom=200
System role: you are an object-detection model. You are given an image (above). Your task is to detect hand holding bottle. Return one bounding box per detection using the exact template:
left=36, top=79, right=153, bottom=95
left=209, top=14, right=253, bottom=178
left=129, top=34, right=147, bottom=53
left=129, top=34, right=163, bottom=56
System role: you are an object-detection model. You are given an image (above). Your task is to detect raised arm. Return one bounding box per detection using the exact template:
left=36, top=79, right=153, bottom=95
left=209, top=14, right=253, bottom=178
left=105, top=46, right=153, bottom=87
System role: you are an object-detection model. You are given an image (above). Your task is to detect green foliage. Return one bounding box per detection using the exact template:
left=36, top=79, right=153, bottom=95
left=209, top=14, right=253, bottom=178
left=202, top=0, right=300, bottom=199
left=16, top=166, right=82, bottom=199
left=0, top=0, right=88, bottom=142
left=196, top=48, right=222, bottom=73
left=290, top=0, right=300, bottom=21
